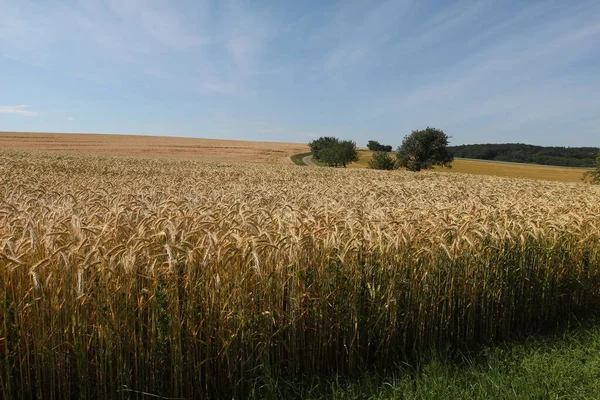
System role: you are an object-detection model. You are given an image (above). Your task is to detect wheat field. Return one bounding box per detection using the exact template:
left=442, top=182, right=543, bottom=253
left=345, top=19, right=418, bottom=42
left=350, top=151, right=591, bottom=182
left=0, top=131, right=309, bottom=164
left=1, top=150, right=600, bottom=398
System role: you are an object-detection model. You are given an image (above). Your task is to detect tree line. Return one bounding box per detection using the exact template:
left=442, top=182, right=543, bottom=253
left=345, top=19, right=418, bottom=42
left=367, top=140, right=392, bottom=152
left=447, top=143, right=599, bottom=168
left=308, top=130, right=600, bottom=182
left=309, top=127, right=453, bottom=171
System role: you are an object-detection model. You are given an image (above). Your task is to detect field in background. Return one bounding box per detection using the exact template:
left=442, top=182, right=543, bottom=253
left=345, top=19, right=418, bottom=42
left=0, top=131, right=308, bottom=164
left=349, top=151, right=590, bottom=182
left=3, top=132, right=590, bottom=182
left=2, top=150, right=600, bottom=398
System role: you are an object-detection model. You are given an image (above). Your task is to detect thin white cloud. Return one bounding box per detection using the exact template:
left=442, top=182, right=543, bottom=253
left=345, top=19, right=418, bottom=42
left=391, top=0, right=495, bottom=56
left=67, top=117, right=75, bottom=121
left=324, top=0, right=414, bottom=71
left=223, top=1, right=277, bottom=75
left=0, top=0, right=219, bottom=89
left=105, top=0, right=206, bottom=51
left=375, top=2, right=600, bottom=128
left=0, top=105, right=39, bottom=116
left=1, top=1, right=599, bottom=146
left=0, top=1, right=283, bottom=96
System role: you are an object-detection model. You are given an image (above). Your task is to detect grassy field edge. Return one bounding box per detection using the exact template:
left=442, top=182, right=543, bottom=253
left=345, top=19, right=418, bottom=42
left=291, top=152, right=312, bottom=165
left=253, top=314, right=600, bottom=399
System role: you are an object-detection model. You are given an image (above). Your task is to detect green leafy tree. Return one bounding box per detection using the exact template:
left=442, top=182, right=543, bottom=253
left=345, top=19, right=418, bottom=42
left=337, top=140, right=359, bottom=167
left=396, top=127, right=453, bottom=171
left=367, top=140, right=381, bottom=151
left=319, top=144, right=341, bottom=167
left=309, top=137, right=359, bottom=167
left=368, top=151, right=396, bottom=170
left=583, top=153, right=600, bottom=184
left=308, top=136, right=338, bottom=161
left=367, top=140, right=393, bottom=152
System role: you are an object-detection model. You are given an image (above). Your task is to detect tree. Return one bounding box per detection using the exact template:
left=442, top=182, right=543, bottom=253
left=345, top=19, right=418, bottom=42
left=309, top=136, right=338, bottom=161
left=319, top=144, right=341, bottom=167
left=309, top=137, right=359, bottom=167
left=337, top=140, right=359, bottom=167
left=368, top=151, right=396, bottom=170
left=583, top=153, right=600, bottom=184
left=367, top=140, right=381, bottom=151
left=367, top=140, right=393, bottom=152
left=396, top=127, right=453, bottom=172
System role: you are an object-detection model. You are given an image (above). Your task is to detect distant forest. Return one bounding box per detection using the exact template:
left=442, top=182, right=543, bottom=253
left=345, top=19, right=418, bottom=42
left=448, top=143, right=599, bottom=168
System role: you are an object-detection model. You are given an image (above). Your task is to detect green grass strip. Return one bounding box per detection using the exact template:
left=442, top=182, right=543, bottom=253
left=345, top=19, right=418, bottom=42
left=250, top=316, right=600, bottom=399
left=291, top=152, right=312, bottom=166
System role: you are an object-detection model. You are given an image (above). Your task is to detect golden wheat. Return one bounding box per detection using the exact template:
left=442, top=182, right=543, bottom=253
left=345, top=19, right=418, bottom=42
left=1, top=150, right=600, bottom=398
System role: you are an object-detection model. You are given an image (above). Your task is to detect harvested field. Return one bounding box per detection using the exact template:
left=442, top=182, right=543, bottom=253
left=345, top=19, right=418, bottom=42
left=0, top=131, right=308, bottom=164
left=1, top=150, right=600, bottom=398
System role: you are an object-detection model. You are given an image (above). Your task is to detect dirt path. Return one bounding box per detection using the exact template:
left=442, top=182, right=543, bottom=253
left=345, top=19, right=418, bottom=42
left=302, top=154, right=317, bottom=166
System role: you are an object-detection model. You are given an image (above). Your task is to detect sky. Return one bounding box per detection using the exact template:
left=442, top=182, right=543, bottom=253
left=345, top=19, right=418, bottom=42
left=1, top=0, right=599, bottom=147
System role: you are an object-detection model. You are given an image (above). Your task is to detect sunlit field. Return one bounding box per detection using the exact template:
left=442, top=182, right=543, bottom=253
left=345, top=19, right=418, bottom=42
left=2, top=150, right=600, bottom=398
left=0, top=131, right=308, bottom=164
left=349, top=151, right=591, bottom=182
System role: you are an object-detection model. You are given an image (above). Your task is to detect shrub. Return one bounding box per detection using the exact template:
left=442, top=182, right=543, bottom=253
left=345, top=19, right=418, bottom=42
left=368, top=151, right=396, bottom=170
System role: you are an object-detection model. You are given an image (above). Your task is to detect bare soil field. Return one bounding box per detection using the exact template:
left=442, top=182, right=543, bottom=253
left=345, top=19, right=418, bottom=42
left=0, top=131, right=308, bottom=164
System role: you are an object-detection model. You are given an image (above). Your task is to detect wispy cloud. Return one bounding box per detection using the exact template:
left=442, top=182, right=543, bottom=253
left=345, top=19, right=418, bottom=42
left=1, top=1, right=599, bottom=146
left=105, top=0, right=206, bottom=51
left=323, top=0, right=414, bottom=71
left=0, top=0, right=273, bottom=95
left=362, top=1, right=600, bottom=144
left=224, top=1, right=275, bottom=73
left=0, top=105, right=39, bottom=116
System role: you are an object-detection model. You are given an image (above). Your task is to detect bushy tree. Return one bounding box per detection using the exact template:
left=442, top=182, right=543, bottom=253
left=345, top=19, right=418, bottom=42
left=309, top=136, right=338, bottom=161
left=367, top=140, right=381, bottom=151
left=368, top=151, right=396, bottom=170
left=396, top=127, right=453, bottom=172
left=583, top=153, right=600, bottom=184
left=320, top=140, right=359, bottom=167
left=319, top=144, right=340, bottom=167
left=308, top=137, right=359, bottom=167
left=367, top=140, right=393, bottom=152
left=337, top=140, right=359, bottom=167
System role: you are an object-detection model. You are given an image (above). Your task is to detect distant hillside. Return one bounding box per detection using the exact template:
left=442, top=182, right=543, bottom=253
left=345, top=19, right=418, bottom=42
left=448, top=143, right=599, bottom=168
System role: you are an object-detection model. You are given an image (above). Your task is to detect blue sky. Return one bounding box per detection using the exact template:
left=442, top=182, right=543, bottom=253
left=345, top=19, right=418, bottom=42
left=1, top=0, right=599, bottom=147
